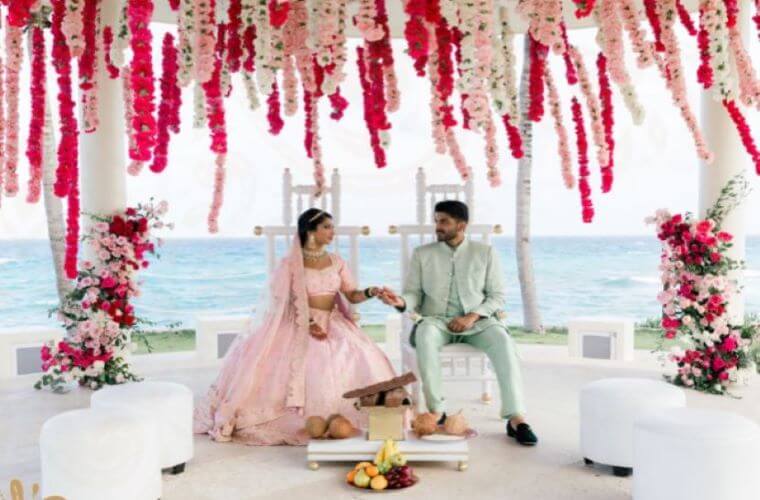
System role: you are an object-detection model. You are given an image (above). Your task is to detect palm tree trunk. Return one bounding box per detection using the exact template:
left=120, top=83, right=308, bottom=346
left=42, top=94, right=73, bottom=305
left=515, top=36, right=544, bottom=334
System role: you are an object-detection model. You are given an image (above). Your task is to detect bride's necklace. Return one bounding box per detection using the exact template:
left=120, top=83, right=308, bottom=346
left=303, top=247, right=327, bottom=262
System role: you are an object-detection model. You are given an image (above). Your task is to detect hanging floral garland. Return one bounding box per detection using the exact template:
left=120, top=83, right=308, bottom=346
left=571, top=97, right=594, bottom=224
left=26, top=22, right=47, bottom=204
left=4, top=22, right=23, bottom=197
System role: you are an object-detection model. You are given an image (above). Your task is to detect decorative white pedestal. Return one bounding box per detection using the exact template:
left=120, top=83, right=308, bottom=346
left=567, top=317, right=635, bottom=361
left=307, top=431, right=469, bottom=471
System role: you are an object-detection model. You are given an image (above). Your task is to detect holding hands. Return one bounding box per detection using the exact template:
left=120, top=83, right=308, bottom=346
left=376, top=287, right=405, bottom=309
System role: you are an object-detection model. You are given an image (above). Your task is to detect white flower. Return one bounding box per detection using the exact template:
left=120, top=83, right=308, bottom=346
left=90, top=381, right=99, bottom=390
left=93, top=360, right=105, bottom=370
left=115, top=374, right=125, bottom=383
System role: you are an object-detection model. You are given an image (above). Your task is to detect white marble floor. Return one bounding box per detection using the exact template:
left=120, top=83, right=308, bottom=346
left=2, top=346, right=758, bottom=500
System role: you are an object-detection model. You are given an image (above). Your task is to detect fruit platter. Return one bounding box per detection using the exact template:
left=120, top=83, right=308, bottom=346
left=346, top=439, right=418, bottom=491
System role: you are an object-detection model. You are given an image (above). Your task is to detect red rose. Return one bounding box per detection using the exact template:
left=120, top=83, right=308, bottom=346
left=109, top=216, right=126, bottom=236
left=716, top=231, right=732, bottom=242
left=709, top=252, right=721, bottom=263
left=712, top=356, right=726, bottom=371
left=720, top=336, right=738, bottom=352
left=696, top=220, right=712, bottom=234
left=138, top=217, right=148, bottom=232
left=126, top=207, right=137, bottom=216
left=719, top=371, right=729, bottom=380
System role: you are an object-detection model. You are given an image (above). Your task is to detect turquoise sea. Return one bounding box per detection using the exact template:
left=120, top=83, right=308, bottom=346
left=2, top=236, right=760, bottom=329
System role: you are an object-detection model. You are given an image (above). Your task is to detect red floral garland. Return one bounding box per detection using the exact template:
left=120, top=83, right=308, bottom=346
left=723, top=0, right=738, bottom=28
left=643, top=0, right=665, bottom=52
left=696, top=7, right=713, bottom=89
left=202, top=55, right=228, bottom=233
left=501, top=114, right=524, bottom=159
left=597, top=52, right=614, bottom=193
left=722, top=99, right=760, bottom=173
left=79, top=0, right=99, bottom=90
left=51, top=0, right=79, bottom=202
left=403, top=0, right=428, bottom=76
left=169, top=0, right=180, bottom=9
left=227, top=0, right=243, bottom=73
left=127, top=0, right=157, bottom=163
left=102, top=27, right=120, bottom=79
left=450, top=27, right=470, bottom=129
left=571, top=0, right=595, bottom=18
left=357, top=46, right=387, bottom=168
left=675, top=0, right=697, bottom=36
left=528, top=35, right=548, bottom=122
left=435, top=19, right=456, bottom=128
left=571, top=97, right=594, bottom=223
left=6, top=0, right=35, bottom=27
left=243, top=25, right=256, bottom=73
left=268, top=0, right=290, bottom=28
left=560, top=22, right=578, bottom=85
left=26, top=26, right=46, bottom=204
left=151, top=34, right=181, bottom=173
left=328, top=88, right=349, bottom=120
left=267, top=81, right=285, bottom=135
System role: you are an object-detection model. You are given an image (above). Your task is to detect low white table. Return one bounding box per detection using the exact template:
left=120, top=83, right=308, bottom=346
left=307, top=431, right=469, bottom=471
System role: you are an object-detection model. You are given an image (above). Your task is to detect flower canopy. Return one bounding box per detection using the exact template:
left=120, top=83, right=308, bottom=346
left=0, top=0, right=758, bottom=278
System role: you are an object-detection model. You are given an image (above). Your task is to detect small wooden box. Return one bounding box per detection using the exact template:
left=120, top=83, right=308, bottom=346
left=366, top=406, right=406, bottom=441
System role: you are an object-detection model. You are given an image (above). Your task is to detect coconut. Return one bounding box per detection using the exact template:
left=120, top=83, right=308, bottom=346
left=327, top=415, right=355, bottom=439
left=305, top=416, right=328, bottom=438
left=443, top=410, right=468, bottom=436
left=412, top=413, right=438, bottom=436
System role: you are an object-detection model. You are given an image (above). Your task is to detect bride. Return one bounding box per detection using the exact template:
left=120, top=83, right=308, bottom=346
left=194, top=208, right=396, bottom=445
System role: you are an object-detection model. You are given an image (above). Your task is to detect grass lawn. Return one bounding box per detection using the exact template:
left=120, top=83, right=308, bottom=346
left=132, top=324, right=675, bottom=354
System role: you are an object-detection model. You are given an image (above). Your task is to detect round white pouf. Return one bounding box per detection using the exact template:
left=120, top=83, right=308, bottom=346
left=91, top=381, right=194, bottom=472
left=580, top=378, right=686, bottom=475
left=634, top=408, right=760, bottom=500
left=40, top=407, right=161, bottom=500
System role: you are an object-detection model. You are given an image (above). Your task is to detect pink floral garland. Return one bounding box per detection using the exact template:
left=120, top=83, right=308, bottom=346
left=722, top=100, right=760, bottom=173
left=103, top=27, right=121, bottom=79
left=151, top=34, right=181, bottom=173
left=571, top=97, right=594, bottom=223
left=727, top=20, right=760, bottom=109
left=3, top=24, right=22, bottom=197
left=616, top=0, right=655, bottom=68
left=202, top=56, right=228, bottom=233
left=597, top=53, right=615, bottom=193
left=63, top=0, right=86, bottom=58
left=527, top=36, right=548, bottom=122
left=543, top=64, right=574, bottom=189
left=657, top=0, right=713, bottom=163
left=128, top=0, right=157, bottom=163
left=26, top=26, right=46, bottom=204
left=0, top=16, right=5, bottom=205
left=193, top=0, right=216, bottom=84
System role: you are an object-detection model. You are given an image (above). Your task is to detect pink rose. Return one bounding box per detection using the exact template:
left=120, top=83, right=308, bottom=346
left=101, top=276, right=117, bottom=289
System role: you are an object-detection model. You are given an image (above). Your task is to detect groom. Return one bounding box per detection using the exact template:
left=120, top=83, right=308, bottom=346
left=379, top=200, right=537, bottom=446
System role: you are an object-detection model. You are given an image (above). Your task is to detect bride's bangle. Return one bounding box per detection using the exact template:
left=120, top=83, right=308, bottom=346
left=364, top=287, right=376, bottom=298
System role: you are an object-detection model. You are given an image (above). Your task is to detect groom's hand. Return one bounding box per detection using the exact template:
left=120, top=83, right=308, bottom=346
left=448, top=313, right=480, bottom=333
left=378, top=287, right=405, bottom=309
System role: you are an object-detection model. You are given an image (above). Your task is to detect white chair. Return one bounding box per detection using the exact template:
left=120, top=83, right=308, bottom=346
left=633, top=408, right=760, bottom=500
left=568, top=317, right=635, bottom=361
left=579, top=378, right=686, bottom=476
left=253, top=168, right=370, bottom=318
left=390, top=168, right=502, bottom=410
left=91, top=381, right=194, bottom=474
left=40, top=407, right=161, bottom=500
left=195, top=314, right=251, bottom=363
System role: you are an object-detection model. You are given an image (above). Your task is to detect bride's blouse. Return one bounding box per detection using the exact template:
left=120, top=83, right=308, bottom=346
left=304, top=254, right=356, bottom=298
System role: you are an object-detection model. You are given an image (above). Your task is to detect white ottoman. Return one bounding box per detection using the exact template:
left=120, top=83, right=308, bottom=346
left=634, top=408, right=760, bottom=500
left=580, top=378, right=686, bottom=476
left=40, top=407, right=161, bottom=500
left=91, top=381, right=194, bottom=473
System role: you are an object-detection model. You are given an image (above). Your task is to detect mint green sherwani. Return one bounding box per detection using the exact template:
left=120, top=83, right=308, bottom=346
left=401, top=239, right=526, bottom=419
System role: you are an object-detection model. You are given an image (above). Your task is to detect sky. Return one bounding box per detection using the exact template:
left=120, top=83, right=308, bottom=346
left=1, top=25, right=760, bottom=239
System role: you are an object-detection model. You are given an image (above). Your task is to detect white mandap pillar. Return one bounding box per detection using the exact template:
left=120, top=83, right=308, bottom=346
left=698, top=1, right=752, bottom=322
left=79, top=0, right=127, bottom=231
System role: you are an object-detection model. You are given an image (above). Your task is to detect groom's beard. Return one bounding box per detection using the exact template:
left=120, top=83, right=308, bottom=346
left=436, top=230, right=457, bottom=242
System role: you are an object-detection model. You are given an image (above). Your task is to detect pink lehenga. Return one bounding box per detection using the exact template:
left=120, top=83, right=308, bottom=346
left=194, top=240, right=396, bottom=445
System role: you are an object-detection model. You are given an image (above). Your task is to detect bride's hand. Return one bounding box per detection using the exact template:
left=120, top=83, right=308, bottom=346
left=309, top=323, right=327, bottom=341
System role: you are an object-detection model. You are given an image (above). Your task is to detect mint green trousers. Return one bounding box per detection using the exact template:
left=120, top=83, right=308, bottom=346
left=414, top=321, right=526, bottom=419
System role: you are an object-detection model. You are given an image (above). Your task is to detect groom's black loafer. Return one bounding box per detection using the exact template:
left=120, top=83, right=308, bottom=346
left=507, top=421, right=538, bottom=446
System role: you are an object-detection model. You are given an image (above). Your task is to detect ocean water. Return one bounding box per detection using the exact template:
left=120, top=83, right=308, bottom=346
left=2, top=237, right=760, bottom=329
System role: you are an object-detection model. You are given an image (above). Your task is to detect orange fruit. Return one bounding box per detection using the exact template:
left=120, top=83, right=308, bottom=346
left=354, top=461, right=373, bottom=470
left=346, top=470, right=357, bottom=484
left=365, top=465, right=379, bottom=478
left=370, top=475, right=388, bottom=490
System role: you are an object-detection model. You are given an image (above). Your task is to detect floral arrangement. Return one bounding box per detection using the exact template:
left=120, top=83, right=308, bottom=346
left=0, top=0, right=759, bottom=231
left=35, top=200, right=171, bottom=392
left=648, top=176, right=755, bottom=394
